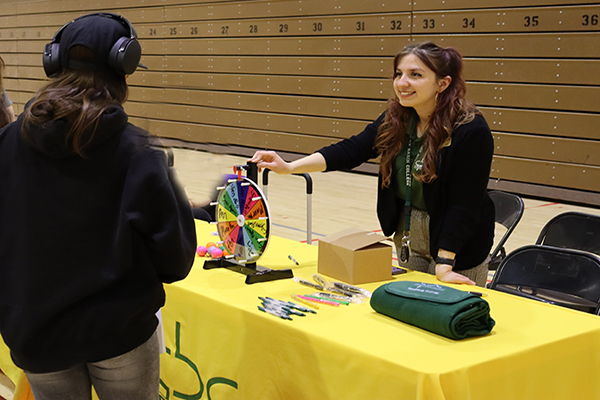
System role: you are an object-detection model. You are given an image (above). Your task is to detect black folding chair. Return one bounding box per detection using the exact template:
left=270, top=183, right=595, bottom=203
left=536, top=211, right=600, bottom=256
left=489, top=245, right=600, bottom=314
left=488, top=191, right=524, bottom=270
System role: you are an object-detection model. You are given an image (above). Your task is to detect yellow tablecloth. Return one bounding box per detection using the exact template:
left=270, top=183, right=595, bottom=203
left=158, top=222, right=600, bottom=400
left=3, top=220, right=600, bottom=400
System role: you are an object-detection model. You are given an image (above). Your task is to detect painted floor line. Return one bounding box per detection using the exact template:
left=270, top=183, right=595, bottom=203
left=270, top=222, right=327, bottom=238
left=525, top=202, right=559, bottom=210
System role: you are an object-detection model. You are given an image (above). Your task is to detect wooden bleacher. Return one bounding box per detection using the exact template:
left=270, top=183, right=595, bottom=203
left=1, top=0, right=599, bottom=204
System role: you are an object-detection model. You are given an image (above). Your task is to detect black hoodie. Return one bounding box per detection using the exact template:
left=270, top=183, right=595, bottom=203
left=0, top=104, right=196, bottom=372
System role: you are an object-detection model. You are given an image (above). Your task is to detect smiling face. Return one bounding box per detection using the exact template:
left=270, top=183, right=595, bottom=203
left=393, top=53, right=449, bottom=121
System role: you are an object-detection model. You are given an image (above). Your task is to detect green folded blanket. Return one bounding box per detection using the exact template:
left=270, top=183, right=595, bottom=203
left=370, top=281, right=495, bottom=340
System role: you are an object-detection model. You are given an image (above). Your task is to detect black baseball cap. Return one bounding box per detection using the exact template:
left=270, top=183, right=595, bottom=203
left=58, top=13, right=145, bottom=74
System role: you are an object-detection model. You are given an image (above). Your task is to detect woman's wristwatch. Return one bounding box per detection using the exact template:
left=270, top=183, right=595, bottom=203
left=435, top=256, right=456, bottom=267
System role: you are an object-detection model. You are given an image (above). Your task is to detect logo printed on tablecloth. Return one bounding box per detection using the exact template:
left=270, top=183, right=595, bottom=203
left=160, top=321, right=238, bottom=400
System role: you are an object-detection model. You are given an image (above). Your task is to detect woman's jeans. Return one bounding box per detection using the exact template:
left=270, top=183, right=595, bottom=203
left=24, top=329, right=160, bottom=400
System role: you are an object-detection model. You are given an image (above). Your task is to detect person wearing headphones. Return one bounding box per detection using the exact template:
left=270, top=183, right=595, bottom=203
left=0, top=13, right=196, bottom=400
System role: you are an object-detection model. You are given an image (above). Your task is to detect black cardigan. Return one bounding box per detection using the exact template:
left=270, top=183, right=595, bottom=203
left=318, top=112, right=495, bottom=271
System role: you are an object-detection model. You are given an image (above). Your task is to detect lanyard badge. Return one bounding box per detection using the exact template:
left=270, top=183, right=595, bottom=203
left=399, top=230, right=411, bottom=263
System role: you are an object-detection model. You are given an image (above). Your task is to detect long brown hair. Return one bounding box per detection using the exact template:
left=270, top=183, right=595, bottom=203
left=0, top=56, right=11, bottom=129
left=375, top=42, right=478, bottom=187
left=21, top=46, right=128, bottom=156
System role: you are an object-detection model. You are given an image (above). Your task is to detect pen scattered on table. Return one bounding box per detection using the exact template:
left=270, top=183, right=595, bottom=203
left=291, top=294, right=319, bottom=309
left=332, top=281, right=372, bottom=298
left=257, top=305, right=293, bottom=320
left=312, top=273, right=331, bottom=289
left=296, top=295, right=340, bottom=307
left=293, top=277, right=324, bottom=291
left=313, top=273, right=372, bottom=299
left=258, top=296, right=317, bottom=321
left=259, top=275, right=372, bottom=320
left=288, top=255, right=300, bottom=265
left=314, top=291, right=357, bottom=304
left=307, top=293, right=350, bottom=305
left=468, top=291, right=488, bottom=297
left=292, top=273, right=370, bottom=304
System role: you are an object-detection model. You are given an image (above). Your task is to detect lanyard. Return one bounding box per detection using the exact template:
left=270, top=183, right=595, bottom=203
left=403, top=136, right=415, bottom=232
left=399, top=115, right=421, bottom=264
left=399, top=138, right=414, bottom=264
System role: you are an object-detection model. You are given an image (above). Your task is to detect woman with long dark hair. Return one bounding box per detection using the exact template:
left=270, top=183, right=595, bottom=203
left=0, top=13, right=196, bottom=399
left=250, top=42, right=495, bottom=286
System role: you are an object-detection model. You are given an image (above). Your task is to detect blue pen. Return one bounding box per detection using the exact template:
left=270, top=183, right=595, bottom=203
left=257, top=306, right=293, bottom=320
left=260, top=298, right=297, bottom=314
left=264, top=297, right=317, bottom=314
left=262, top=296, right=289, bottom=306
left=261, top=303, right=295, bottom=316
left=288, top=255, right=300, bottom=265
left=262, top=302, right=306, bottom=317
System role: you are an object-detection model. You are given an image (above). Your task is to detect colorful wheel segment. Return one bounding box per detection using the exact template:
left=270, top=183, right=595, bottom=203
left=216, top=177, right=270, bottom=263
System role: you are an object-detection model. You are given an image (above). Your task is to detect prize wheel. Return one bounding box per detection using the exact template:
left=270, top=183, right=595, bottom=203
left=215, top=177, right=270, bottom=263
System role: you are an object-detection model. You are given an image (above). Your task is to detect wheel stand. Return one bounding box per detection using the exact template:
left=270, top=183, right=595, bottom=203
left=203, top=258, right=293, bottom=284
left=203, top=162, right=294, bottom=284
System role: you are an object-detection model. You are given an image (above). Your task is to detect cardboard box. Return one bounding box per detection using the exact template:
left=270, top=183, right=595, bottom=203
left=318, top=227, right=392, bottom=284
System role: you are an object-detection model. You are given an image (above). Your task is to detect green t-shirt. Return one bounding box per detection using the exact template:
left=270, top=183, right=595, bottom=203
left=393, top=113, right=427, bottom=211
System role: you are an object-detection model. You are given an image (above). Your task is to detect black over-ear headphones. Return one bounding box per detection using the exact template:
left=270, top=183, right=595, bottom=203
left=43, top=12, right=142, bottom=77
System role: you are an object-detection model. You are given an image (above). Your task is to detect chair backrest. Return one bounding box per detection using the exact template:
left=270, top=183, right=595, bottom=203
left=489, top=245, right=600, bottom=314
left=536, top=211, right=600, bottom=255
left=489, top=191, right=525, bottom=260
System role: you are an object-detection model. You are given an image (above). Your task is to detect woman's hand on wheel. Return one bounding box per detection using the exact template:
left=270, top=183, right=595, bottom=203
left=248, top=151, right=292, bottom=174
